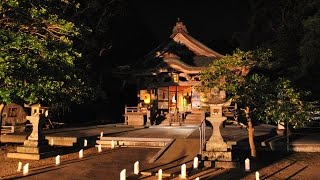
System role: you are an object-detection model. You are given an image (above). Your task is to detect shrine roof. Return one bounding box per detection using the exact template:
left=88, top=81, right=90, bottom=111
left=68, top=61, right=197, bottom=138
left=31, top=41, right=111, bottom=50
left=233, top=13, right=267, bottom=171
left=169, top=20, right=223, bottom=58
left=141, top=19, right=223, bottom=71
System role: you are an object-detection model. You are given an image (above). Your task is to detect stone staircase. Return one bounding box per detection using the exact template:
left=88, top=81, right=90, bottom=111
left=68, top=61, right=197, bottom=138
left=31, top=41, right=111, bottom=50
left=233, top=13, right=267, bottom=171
left=183, top=111, right=204, bottom=125
left=159, top=109, right=205, bottom=126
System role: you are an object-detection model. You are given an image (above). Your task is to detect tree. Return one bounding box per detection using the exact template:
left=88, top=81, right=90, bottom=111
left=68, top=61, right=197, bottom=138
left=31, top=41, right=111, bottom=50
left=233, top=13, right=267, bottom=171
left=200, top=49, right=315, bottom=157
left=0, top=0, right=126, bottom=141
left=265, top=79, right=316, bottom=129
left=0, top=0, right=125, bottom=109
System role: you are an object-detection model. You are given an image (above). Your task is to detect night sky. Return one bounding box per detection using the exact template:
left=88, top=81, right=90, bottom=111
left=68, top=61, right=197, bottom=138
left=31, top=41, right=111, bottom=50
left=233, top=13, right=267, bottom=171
left=107, top=0, right=249, bottom=65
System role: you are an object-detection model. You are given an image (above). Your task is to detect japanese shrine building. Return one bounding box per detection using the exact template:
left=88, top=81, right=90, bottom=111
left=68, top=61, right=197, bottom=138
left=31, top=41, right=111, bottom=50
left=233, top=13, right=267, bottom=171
left=134, top=19, right=223, bottom=117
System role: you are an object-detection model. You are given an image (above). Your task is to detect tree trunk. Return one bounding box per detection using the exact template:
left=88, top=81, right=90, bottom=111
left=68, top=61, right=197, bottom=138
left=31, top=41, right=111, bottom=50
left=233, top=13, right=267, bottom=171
left=245, top=106, right=256, bottom=157
left=248, top=119, right=256, bottom=157
left=0, top=103, right=5, bottom=146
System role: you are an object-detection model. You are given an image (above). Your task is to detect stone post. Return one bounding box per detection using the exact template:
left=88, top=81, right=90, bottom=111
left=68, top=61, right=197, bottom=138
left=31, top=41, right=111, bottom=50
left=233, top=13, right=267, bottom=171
left=277, top=121, right=285, bottom=136
left=24, top=115, right=46, bottom=146
left=205, top=104, right=228, bottom=151
left=146, top=109, right=151, bottom=126
left=21, top=114, right=50, bottom=149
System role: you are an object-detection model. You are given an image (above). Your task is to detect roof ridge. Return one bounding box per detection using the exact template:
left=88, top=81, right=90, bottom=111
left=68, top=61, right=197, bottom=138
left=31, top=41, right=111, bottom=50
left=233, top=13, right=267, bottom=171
left=172, top=30, right=224, bottom=58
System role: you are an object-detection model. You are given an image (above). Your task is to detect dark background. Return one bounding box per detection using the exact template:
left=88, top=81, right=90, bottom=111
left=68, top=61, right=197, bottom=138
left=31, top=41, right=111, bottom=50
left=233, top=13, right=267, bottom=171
left=107, top=0, right=249, bottom=66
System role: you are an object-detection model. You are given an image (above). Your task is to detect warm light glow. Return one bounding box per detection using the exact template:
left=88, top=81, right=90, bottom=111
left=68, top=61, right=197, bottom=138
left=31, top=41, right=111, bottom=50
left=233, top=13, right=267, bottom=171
left=144, top=94, right=151, bottom=104
left=139, top=90, right=148, bottom=100
left=140, top=90, right=151, bottom=104
left=172, top=95, right=176, bottom=103
left=172, top=73, right=179, bottom=83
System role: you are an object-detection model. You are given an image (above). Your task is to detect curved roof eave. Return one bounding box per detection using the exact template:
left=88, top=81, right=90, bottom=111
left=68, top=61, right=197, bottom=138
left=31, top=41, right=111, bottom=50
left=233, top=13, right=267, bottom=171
left=163, top=58, right=206, bottom=74
left=170, top=30, right=224, bottom=58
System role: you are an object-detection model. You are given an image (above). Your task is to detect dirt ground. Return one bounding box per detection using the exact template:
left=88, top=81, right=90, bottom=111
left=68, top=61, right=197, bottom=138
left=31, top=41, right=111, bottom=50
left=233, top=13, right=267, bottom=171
left=1, top=144, right=320, bottom=179
left=200, top=150, right=320, bottom=180
left=0, top=144, right=100, bottom=178
left=241, top=151, right=320, bottom=180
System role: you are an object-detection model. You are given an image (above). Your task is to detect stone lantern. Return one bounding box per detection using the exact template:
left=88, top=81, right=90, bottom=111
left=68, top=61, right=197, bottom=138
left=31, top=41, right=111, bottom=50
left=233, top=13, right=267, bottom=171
left=201, top=88, right=238, bottom=168
left=7, top=104, right=55, bottom=160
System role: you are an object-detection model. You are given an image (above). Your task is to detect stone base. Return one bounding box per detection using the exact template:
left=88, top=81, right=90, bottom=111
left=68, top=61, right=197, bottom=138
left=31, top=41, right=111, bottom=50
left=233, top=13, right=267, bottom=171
left=203, top=160, right=239, bottom=168
left=170, top=122, right=183, bottom=126
left=8, top=143, right=55, bottom=160
left=127, top=114, right=145, bottom=126
left=7, top=151, right=57, bottom=160
left=17, top=146, right=52, bottom=154
left=179, top=174, right=188, bottom=179
left=202, top=150, right=232, bottom=161
left=145, top=121, right=151, bottom=127
left=24, top=139, right=48, bottom=147
left=215, top=161, right=239, bottom=168
left=203, top=160, right=214, bottom=168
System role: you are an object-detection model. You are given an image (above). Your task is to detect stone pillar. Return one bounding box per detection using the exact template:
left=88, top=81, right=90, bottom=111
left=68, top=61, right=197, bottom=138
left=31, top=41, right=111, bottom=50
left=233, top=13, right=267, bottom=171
left=146, top=109, right=151, bottom=126
left=202, top=104, right=238, bottom=168
left=205, top=116, right=227, bottom=151
left=205, top=104, right=228, bottom=152
left=276, top=121, right=285, bottom=136
left=24, top=115, right=47, bottom=146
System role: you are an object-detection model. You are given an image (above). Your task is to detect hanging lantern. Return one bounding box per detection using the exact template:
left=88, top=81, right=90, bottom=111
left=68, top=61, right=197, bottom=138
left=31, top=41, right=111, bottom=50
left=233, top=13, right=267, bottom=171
left=144, top=94, right=151, bottom=104
left=172, top=73, right=179, bottom=83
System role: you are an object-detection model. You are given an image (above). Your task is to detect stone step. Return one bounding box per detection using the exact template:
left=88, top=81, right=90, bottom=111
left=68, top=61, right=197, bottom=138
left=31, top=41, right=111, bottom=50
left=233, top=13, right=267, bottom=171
left=96, top=137, right=172, bottom=148
left=7, top=151, right=57, bottom=160
left=45, top=136, right=78, bottom=146
left=99, top=137, right=172, bottom=141
left=96, top=140, right=167, bottom=147
left=0, top=134, right=28, bottom=143
left=186, top=113, right=202, bottom=117
left=191, top=109, right=204, bottom=114
left=184, top=119, right=201, bottom=122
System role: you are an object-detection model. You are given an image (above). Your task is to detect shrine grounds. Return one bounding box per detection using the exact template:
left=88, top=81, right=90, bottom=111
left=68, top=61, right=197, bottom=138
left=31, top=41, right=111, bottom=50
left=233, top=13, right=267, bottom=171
left=1, top=124, right=320, bottom=179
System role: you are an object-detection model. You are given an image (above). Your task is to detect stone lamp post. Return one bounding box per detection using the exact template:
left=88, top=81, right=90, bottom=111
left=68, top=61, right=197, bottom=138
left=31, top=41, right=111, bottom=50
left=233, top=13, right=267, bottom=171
left=201, top=88, right=238, bottom=168
left=7, top=104, right=55, bottom=160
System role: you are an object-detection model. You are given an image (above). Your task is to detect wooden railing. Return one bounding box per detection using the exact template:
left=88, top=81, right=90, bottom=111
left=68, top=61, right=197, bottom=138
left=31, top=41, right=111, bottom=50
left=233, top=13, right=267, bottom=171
left=125, top=106, right=139, bottom=113
left=1, top=126, right=15, bottom=134
left=123, top=105, right=147, bottom=125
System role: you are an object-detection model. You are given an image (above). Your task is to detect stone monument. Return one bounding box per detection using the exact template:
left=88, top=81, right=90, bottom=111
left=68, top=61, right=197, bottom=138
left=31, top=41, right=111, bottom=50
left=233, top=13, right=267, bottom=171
left=201, top=88, right=238, bottom=168
left=7, top=104, right=55, bottom=160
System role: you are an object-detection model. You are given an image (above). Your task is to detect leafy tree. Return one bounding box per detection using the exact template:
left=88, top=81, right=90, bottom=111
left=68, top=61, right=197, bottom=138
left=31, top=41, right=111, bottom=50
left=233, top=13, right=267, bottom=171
left=200, top=49, right=315, bottom=157
left=0, top=0, right=92, bottom=108
left=0, top=0, right=126, bottom=102
left=265, top=79, right=316, bottom=129
left=0, top=0, right=125, bottom=139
